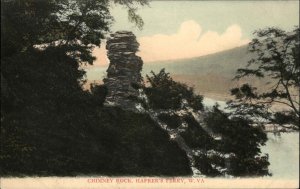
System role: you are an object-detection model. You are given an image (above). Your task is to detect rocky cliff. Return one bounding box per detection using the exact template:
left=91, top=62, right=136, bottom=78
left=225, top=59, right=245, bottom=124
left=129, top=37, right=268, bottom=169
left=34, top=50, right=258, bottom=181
left=101, top=31, right=269, bottom=177
left=103, top=31, right=143, bottom=110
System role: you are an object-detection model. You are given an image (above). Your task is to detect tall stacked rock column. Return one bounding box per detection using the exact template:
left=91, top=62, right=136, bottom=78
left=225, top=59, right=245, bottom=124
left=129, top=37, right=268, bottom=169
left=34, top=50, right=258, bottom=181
left=103, top=31, right=143, bottom=110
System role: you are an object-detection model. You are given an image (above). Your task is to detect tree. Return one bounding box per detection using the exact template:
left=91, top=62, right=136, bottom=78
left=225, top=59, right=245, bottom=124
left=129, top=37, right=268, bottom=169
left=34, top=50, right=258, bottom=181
left=145, top=69, right=204, bottom=110
left=1, top=0, right=149, bottom=126
left=1, top=0, right=149, bottom=175
left=228, top=27, right=299, bottom=130
left=1, top=0, right=148, bottom=62
left=203, top=105, right=269, bottom=176
left=144, top=69, right=270, bottom=177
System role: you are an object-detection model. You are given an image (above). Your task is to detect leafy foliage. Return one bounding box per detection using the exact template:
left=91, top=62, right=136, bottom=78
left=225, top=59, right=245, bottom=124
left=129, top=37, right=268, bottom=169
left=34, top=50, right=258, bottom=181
left=1, top=106, right=191, bottom=176
left=157, top=113, right=182, bottom=129
left=2, top=0, right=195, bottom=177
left=230, top=27, right=299, bottom=130
left=145, top=69, right=204, bottom=110
left=1, top=0, right=272, bottom=177
left=198, top=105, right=269, bottom=176
left=144, top=70, right=270, bottom=177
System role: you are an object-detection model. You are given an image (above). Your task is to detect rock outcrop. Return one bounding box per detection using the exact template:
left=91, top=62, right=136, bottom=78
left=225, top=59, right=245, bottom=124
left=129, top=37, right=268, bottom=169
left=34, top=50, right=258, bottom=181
left=103, top=31, right=240, bottom=177
left=103, top=31, right=143, bottom=110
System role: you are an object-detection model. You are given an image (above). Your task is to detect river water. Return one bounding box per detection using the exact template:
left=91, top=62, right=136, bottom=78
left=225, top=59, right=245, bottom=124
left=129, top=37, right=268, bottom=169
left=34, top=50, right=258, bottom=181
left=261, top=132, right=299, bottom=179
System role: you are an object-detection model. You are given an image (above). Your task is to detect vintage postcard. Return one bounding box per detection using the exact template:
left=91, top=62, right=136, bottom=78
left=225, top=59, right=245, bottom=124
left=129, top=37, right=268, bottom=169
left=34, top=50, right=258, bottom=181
left=1, top=0, right=299, bottom=188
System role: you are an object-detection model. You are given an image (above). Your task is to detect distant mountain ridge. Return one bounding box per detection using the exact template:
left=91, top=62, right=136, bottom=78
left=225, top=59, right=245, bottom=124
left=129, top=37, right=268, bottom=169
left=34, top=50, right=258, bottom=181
left=143, top=45, right=250, bottom=76
left=142, top=45, right=254, bottom=100
left=86, top=45, right=256, bottom=100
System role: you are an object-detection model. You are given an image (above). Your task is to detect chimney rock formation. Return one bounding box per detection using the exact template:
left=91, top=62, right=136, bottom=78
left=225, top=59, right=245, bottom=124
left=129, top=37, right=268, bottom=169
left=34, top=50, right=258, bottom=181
left=103, top=31, right=143, bottom=110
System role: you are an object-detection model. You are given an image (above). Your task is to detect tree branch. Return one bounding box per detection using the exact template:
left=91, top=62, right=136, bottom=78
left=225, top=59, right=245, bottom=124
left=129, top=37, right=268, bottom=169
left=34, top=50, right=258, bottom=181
left=280, top=79, right=299, bottom=116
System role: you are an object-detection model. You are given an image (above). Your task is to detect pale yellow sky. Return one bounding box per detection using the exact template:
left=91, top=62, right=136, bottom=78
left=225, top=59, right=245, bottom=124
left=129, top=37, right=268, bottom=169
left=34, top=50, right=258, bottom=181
left=138, top=20, right=250, bottom=62
left=92, top=20, right=250, bottom=65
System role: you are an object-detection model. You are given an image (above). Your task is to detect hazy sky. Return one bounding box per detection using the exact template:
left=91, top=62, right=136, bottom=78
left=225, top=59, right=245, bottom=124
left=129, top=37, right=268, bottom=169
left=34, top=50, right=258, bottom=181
left=92, top=1, right=299, bottom=65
